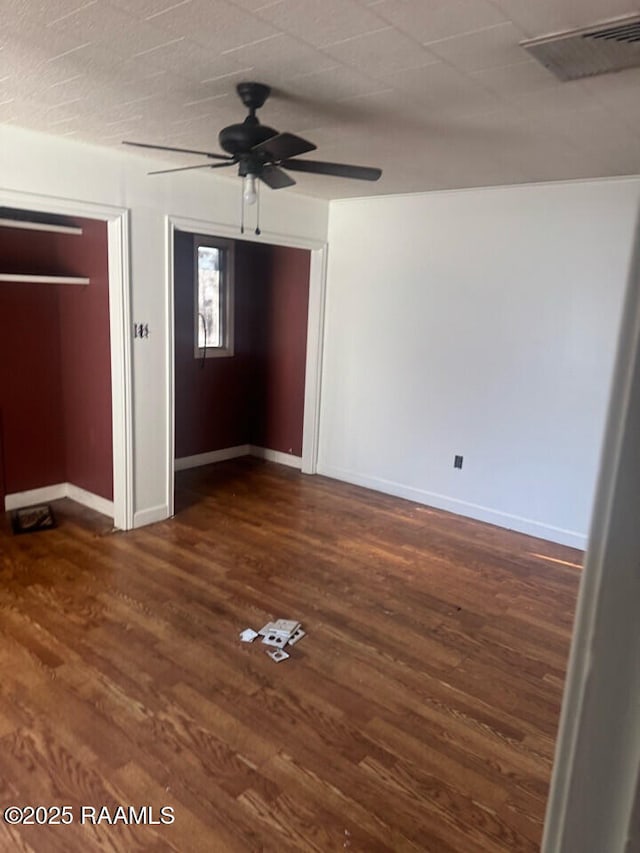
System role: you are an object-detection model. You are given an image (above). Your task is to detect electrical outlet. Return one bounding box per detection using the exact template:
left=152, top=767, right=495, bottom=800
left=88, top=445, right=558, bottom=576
left=454, top=455, right=463, bottom=469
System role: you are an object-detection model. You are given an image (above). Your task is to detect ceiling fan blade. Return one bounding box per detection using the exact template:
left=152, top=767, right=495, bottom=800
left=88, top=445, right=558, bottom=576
left=123, top=140, right=233, bottom=161
left=259, top=165, right=296, bottom=189
left=251, top=132, right=316, bottom=160
left=148, top=162, right=235, bottom=175
left=281, top=158, right=382, bottom=181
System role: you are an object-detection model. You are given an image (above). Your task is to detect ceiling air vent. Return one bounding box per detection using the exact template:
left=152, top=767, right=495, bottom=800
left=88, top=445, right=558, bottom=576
left=521, top=14, right=640, bottom=81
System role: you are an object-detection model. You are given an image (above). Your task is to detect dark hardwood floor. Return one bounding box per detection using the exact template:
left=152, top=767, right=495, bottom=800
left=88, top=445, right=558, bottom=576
left=0, top=458, right=582, bottom=851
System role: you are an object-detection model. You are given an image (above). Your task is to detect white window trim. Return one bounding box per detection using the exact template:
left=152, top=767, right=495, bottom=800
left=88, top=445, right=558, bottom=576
left=193, top=235, right=235, bottom=359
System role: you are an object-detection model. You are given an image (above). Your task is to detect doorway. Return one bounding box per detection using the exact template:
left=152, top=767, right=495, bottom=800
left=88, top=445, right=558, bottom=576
left=166, top=215, right=327, bottom=517
left=0, top=190, right=132, bottom=529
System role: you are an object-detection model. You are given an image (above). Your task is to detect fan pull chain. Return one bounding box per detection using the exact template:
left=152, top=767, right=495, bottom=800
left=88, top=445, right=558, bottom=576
left=255, top=181, right=261, bottom=236
left=240, top=187, right=245, bottom=234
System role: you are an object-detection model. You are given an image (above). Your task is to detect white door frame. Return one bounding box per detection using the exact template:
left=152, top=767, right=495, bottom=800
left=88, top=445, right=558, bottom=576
left=0, top=188, right=134, bottom=530
left=542, top=225, right=640, bottom=852
left=165, top=213, right=327, bottom=518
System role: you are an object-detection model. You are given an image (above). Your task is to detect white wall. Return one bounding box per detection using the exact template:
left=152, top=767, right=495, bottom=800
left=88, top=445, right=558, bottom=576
left=320, top=179, right=640, bottom=547
left=0, top=124, right=328, bottom=525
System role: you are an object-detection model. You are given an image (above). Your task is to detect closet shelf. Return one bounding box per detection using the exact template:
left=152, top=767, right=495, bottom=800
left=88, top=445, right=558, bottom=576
left=0, top=273, right=90, bottom=285
left=0, top=217, right=83, bottom=236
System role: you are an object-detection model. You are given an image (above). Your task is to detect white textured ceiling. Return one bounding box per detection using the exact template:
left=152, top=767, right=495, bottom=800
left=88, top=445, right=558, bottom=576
left=1, top=0, right=640, bottom=199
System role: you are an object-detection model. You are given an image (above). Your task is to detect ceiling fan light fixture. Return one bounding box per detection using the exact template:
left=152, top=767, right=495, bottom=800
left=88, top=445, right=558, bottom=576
left=123, top=81, right=382, bottom=236
left=243, top=173, right=257, bottom=205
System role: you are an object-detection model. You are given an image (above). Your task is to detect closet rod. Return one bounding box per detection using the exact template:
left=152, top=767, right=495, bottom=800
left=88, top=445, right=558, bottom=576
left=0, top=217, right=83, bottom=236
left=0, top=274, right=89, bottom=285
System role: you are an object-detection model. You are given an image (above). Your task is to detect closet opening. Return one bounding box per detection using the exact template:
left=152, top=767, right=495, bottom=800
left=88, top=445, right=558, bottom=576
left=167, top=219, right=326, bottom=516
left=0, top=198, right=132, bottom=530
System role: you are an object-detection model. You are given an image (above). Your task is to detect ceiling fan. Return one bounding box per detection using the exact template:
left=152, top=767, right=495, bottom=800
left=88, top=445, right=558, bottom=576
left=123, top=81, right=382, bottom=204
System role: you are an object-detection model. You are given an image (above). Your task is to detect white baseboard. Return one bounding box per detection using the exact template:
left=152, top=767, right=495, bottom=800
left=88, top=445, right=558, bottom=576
left=4, top=483, right=67, bottom=511
left=174, top=445, right=250, bottom=471
left=316, top=463, right=587, bottom=549
left=66, top=484, right=114, bottom=519
left=133, top=504, right=169, bottom=528
left=5, top=482, right=114, bottom=519
left=174, top=444, right=302, bottom=471
left=249, top=446, right=303, bottom=469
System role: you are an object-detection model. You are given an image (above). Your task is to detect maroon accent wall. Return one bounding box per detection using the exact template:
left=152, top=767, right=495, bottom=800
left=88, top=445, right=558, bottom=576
left=0, top=217, right=112, bottom=507
left=58, top=218, right=113, bottom=500
left=251, top=245, right=310, bottom=456
left=0, top=279, right=67, bottom=494
left=0, top=413, right=5, bottom=508
left=174, top=233, right=310, bottom=460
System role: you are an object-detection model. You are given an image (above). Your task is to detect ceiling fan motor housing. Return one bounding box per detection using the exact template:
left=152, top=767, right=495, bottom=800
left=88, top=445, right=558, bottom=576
left=218, top=118, right=278, bottom=156
left=219, top=81, right=277, bottom=158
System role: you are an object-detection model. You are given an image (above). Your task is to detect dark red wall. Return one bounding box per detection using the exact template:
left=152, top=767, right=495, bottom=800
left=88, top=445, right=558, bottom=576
left=0, top=279, right=67, bottom=494
left=251, top=245, right=310, bottom=456
left=174, top=233, right=310, bottom=460
left=0, top=412, right=4, bottom=507
left=0, top=216, right=112, bottom=505
left=58, top=218, right=113, bottom=499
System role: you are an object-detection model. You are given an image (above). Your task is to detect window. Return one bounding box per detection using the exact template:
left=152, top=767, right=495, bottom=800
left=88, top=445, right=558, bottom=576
left=194, top=236, right=234, bottom=358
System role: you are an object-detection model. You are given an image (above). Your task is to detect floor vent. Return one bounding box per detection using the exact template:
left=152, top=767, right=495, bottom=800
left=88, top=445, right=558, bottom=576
left=521, top=14, right=640, bottom=81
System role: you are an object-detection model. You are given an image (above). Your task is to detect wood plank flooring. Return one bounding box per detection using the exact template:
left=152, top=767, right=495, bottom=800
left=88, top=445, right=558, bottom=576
left=0, top=458, right=582, bottom=851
